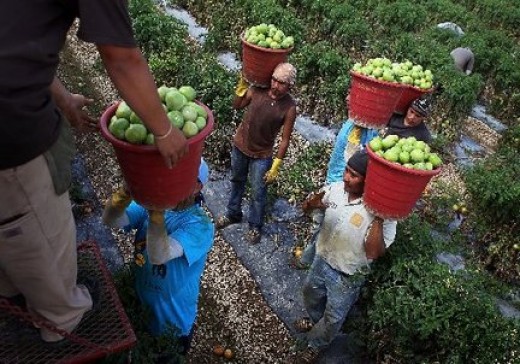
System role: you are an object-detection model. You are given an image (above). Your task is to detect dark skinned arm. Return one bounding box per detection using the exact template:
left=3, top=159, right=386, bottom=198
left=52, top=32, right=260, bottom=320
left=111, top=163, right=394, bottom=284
left=274, top=104, right=297, bottom=159
left=301, top=191, right=327, bottom=214
left=50, top=77, right=98, bottom=133
left=96, top=44, right=188, bottom=168
left=365, top=216, right=386, bottom=260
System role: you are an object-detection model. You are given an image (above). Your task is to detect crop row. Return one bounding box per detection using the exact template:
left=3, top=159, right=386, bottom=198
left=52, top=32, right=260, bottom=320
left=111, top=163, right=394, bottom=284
left=169, top=0, right=519, bottom=126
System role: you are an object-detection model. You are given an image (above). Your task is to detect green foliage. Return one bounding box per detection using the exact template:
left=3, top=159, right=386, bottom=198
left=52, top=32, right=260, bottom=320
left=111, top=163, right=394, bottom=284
left=436, top=67, right=483, bottom=116
left=274, top=142, right=330, bottom=201
left=147, top=50, right=181, bottom=86
left=460, top=0, right=520, bottom=37
left=500, top=123, right=520, bottom=154
left=129, top=0, right=188, bottom=56
left=463, top=148, right=520, bottom=224
left=419, top=0, right=471, bottom=25
left=175, top=0, right=518, bottom=125
left=319, top=4, right=370, bottom=48
left=373, top=0, right=427, bottom=33
left=291, top=42, right=351, bottom=117
left=421, top=180, right=465, bottom=228
left=366, top=215, right=520, bottom=363
left=474, top=222, right=520, bottom=283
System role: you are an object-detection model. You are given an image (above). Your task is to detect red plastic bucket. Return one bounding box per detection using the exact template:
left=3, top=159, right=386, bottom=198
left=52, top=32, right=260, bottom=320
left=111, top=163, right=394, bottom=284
left=364, top=147, right=441, bottom=220
left=394, top=84, right=433, bottom=114
left=348, top=71, right=404, bottom=129
left=100, top=101, right=214, bottom=210
left=241, top=37, right=293, bottom=88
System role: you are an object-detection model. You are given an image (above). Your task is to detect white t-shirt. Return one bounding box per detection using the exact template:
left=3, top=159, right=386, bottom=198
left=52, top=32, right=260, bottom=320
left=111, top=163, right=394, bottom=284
left=316, top=182, right=397, bottom=275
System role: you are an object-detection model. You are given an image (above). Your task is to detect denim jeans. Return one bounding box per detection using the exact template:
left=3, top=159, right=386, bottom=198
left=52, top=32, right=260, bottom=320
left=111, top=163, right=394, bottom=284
left=226, top=146, right=272, bottom=229
left=302, top=255, right=365, bottom=349
left=300, top=231, right=318, bottom=266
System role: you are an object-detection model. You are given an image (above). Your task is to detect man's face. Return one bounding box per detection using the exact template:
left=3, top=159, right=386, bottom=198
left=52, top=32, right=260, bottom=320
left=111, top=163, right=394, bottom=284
left=270, top=76, right=290, bottom=99
left=404, top=107, right=426, bottom=127
left=343, top=166, right=365, bottom=196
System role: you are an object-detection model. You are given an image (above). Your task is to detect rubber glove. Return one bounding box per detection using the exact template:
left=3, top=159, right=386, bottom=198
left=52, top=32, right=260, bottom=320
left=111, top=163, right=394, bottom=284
left=102, top=187, right=132, bottom=228
left=264, top=158, right=282, bottom=183
left=348, top=125, right=363, bottom=145
left=235, top=73, right=250, bottom=97
left=147, top=210, right=183, bottom=265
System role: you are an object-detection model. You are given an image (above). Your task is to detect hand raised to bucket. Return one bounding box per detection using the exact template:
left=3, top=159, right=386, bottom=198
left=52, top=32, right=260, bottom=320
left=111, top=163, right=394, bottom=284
left=154, top=126, right=189, bottom=169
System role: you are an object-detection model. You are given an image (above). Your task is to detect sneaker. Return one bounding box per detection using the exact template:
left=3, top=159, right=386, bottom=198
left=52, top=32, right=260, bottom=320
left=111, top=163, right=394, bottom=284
left=295, top=346, right=320, bottom=364
left=215, top=215, right=240, bottom=229
left=245, top=228, right=261, bottom=245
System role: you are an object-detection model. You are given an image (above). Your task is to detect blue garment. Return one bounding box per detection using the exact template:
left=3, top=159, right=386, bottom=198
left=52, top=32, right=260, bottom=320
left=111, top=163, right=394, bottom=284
left=326, top=120, right=379, bottom=184
left=124, top=202, right=214, bottom=337
left=302, top=255, right=365, bottom=349
left=226, top=146, right=272, bottom=229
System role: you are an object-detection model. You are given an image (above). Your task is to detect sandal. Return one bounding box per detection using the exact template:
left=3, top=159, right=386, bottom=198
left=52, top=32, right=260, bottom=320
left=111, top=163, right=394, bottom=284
left=215, top=215, right=240, bottom=229
left=245, top=228, right=261, bottom=245
left=295, top=345, right=320, bottom=364
left=294, top=317, right=313, bottom=333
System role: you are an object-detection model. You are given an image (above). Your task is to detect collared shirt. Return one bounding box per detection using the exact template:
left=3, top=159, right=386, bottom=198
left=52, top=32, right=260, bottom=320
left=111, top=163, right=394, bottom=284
left=316, top=182, right=397, bottom=275
left=125, top=202, right=214, bottom=336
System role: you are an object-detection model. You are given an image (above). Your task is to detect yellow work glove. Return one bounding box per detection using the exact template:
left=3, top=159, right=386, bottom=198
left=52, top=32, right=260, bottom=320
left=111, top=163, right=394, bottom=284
left=235, top=73, right=250, bottom=97
left=265, top=158, right=282, bottom=183
left=347, top=125, right=362, bottom=145
left=102, top=187, right=132, bottom=227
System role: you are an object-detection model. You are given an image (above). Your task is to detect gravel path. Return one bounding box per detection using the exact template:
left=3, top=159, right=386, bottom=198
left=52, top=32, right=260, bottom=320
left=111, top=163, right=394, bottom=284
left=60, top=26, right=297, bottom=364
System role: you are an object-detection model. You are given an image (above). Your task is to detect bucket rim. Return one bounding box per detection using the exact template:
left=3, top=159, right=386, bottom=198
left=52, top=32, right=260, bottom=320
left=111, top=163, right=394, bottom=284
left=403, top=84, right=434, bottom=93
left=241, top=34, right=294, bottom=54
left=366, top=146, right=441, bottom=177
left=100, top=100, right=214, bottom=154
left=350, top=70, right=406, bottom=90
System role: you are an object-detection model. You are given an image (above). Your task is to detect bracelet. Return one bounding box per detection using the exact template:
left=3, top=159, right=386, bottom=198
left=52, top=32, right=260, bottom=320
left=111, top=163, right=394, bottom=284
left=154, top=124, right=173, bottom=141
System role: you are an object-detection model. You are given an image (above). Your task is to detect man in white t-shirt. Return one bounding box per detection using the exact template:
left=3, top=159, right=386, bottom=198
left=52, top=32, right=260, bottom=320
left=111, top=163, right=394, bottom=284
left=294, top=150, right=397, bottom=363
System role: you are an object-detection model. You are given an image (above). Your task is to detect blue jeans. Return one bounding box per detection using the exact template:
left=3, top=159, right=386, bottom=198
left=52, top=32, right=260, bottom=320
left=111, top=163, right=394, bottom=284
left=226, top=146, right=272, bottom=229
left=300, top=231, right=318, bottom=266
left=302, top=255, right=365, bottom=349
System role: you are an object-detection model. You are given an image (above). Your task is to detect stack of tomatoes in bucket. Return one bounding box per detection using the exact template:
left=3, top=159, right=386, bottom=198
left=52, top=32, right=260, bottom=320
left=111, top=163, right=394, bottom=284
left=241, top=23, right=295, bottom=87
left=364, top=134, right=442, bottom=220
left=100, top=85, right=214, bottom=210
left=345, top=57, right=438, bottom=219
left=347, top=57, right=435, bottom=129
